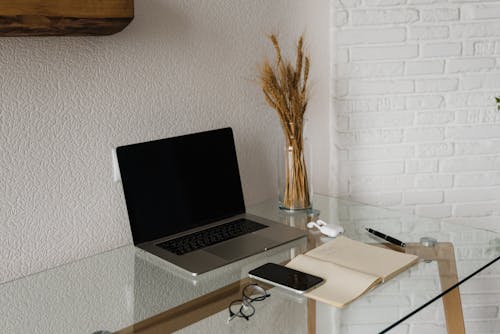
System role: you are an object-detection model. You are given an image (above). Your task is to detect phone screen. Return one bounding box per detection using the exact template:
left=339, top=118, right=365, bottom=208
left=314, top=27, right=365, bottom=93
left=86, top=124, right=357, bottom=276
left=249, top=263, right=323, bottom=291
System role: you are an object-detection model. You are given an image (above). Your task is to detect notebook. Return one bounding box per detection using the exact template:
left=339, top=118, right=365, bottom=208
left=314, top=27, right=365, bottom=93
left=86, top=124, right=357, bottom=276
left=117, top=127, right=306, bottom=276
left=286, top=236, right=419, bottom=308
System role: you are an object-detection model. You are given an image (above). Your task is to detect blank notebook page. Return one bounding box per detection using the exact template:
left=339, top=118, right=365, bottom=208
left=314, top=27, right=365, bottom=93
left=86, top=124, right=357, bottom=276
left=305, top=236, right=419, bottom=281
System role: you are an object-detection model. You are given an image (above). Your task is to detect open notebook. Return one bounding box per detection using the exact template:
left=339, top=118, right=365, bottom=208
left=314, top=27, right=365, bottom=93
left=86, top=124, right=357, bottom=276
left=286, top=236, right=419, bottom=308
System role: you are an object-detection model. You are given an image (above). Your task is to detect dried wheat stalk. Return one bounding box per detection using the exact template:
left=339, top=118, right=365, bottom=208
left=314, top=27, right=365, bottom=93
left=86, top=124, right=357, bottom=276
left=259, top=34, right=311, bottom=209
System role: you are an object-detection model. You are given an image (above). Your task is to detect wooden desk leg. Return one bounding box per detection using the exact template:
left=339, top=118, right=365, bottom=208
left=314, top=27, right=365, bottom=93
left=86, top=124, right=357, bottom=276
left=440, top=288, right=465, bottom=334
left=307, top=299, right=316, bottom=334
left=405, top=243, right=466, bottom=334
left=436, top=244, right=466, bottom=334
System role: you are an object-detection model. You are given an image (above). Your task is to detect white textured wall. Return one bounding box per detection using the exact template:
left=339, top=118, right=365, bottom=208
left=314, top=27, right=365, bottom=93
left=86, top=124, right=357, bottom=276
left=0, top=0, right=331, bottom=284
left=332, top=1, right=500, bottom=332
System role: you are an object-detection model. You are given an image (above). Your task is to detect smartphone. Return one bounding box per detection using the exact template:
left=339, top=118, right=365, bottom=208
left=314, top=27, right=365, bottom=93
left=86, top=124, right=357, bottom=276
left=248, top=263, right=324, bottom=294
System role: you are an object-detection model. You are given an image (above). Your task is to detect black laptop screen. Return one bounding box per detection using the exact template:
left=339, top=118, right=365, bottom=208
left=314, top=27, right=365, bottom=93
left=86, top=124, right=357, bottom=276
left=117, top=127, right=246, bottom=245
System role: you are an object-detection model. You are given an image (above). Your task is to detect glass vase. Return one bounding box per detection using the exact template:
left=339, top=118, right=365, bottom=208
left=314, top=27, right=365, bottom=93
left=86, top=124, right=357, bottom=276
left=277, top=132, right=312, bottom=211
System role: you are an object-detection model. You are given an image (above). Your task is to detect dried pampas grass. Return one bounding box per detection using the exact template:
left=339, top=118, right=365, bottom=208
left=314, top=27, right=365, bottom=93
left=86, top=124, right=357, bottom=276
left=259, top=34, right=311, bottom=210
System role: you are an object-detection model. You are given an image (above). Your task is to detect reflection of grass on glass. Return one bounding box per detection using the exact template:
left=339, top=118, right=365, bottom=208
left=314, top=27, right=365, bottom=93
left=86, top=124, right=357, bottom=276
left=259, top=35, right=311, bottom=210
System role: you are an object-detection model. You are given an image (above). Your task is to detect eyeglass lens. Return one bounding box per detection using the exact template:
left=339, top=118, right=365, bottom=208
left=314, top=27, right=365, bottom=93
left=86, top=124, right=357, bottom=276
left=242, top=284, right=270, bottom=302
left=227, top=284, right=270, bottom=323
left=228, top=300, right=255, bottom=321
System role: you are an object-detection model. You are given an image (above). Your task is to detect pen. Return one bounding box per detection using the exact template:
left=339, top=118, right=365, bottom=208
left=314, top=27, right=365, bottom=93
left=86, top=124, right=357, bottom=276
left=365, top=228, right=406, bottom=247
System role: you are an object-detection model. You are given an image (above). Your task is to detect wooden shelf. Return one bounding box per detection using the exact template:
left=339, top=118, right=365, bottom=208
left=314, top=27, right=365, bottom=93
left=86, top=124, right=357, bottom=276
left=0, top=0, right=134, bottom=36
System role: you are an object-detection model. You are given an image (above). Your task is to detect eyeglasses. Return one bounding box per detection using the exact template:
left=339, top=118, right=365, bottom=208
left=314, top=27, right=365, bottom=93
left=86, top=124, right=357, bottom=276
left=227, top=284, right=271, bottom=323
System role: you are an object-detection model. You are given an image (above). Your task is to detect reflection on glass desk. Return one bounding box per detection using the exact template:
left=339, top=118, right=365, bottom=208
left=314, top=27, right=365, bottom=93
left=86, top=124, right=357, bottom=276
left=1, top=195, right=499, bottom=334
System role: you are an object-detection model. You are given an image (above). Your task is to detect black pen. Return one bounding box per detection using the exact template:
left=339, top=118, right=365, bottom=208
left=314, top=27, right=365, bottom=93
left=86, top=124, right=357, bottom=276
left=365, top=228, right=406, bottom=247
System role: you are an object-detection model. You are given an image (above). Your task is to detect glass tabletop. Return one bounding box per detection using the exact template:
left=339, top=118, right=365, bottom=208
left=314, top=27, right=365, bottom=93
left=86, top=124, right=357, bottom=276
left=1, top=195, right=498, bottom=334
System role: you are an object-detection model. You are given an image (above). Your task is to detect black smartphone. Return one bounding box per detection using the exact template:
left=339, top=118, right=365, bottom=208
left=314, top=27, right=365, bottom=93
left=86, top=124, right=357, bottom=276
left=248, top=263, right=324, bottom=294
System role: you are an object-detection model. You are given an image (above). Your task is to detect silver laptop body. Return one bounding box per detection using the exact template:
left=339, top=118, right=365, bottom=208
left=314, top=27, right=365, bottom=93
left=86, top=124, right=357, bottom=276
left=117, top=128, right=306, bottom=276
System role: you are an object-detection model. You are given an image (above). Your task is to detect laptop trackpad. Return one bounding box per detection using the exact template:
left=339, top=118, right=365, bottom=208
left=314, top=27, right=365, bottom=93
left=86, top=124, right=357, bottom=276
left=205, top=234, right=276, bottom=261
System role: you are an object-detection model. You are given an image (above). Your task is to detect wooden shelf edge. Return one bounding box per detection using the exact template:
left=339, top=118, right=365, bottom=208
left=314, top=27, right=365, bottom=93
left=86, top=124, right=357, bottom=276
left=0, top=1, right=134, bottom=36
left=0, top=16, right=133, bottom=36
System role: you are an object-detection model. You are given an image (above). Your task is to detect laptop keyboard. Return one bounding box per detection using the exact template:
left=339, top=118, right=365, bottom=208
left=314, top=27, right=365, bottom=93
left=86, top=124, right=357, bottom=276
left=157, top=218, right=268, bottom=256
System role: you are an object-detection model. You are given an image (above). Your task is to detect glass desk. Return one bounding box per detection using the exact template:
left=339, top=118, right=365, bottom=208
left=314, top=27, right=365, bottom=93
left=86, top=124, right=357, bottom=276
left=1, top=195, right=499, bottom=334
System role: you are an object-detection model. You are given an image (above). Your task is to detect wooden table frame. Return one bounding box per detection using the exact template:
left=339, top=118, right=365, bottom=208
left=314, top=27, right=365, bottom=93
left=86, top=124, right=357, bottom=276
left=403, top=242, right=465, bottom=334
left=116, top=242, right=465, bottom=334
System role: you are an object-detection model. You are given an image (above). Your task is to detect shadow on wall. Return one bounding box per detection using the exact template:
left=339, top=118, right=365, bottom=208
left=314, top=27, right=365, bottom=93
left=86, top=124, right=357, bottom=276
left=126, top=1, right=191, bottom=43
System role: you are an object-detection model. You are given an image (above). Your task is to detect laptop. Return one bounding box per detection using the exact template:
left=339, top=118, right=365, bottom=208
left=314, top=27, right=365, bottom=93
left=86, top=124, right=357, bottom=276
left=116, top=127, right=306, bottom=276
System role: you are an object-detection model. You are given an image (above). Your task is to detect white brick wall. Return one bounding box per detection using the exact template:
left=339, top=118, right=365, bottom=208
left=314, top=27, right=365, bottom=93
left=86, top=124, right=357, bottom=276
left=332, top=0, right=500, bottom=332
left=333, top=0, right=500, bottom=229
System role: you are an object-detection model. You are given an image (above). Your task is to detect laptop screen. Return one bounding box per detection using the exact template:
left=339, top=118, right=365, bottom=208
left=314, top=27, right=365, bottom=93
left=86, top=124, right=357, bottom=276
left=117, top=127, right=246, bottom=245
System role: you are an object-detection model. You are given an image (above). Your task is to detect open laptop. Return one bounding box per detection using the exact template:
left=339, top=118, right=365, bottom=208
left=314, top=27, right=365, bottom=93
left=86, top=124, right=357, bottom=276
left=117, top=127, right=306, bottom=276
